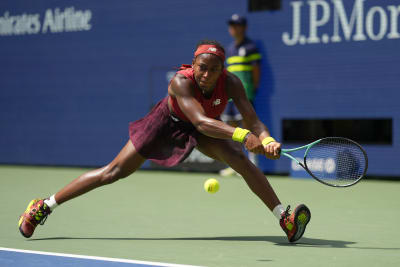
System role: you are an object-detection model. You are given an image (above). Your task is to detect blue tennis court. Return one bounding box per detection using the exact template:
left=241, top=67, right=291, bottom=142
left=0, top=247, right=200, bottom=267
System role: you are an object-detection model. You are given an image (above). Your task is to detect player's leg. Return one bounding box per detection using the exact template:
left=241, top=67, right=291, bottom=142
left=196, top=134, right=311, bottom=242
left=218, top=117, right=244, bottom=177
left=18, top=140, right=146, bottom=238
left=55, top=140, right=145, bottom=204
left=240, top=106, right=257, bottom=167
left=196, top=134, right=280, bottom=211
left=220, top=101, right=246, bottom=176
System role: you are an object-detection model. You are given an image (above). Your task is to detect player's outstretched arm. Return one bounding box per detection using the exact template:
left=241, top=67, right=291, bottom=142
left=226, top=73, right=281, bottom=159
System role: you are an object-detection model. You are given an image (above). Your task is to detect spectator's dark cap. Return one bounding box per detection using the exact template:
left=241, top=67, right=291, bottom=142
left=228, top=14, right=247, bottom=26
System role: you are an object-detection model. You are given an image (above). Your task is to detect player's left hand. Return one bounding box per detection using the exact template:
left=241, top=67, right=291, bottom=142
left=264, top=141, right=281, bottom=160
left=244, top=133, right=266, bottom=155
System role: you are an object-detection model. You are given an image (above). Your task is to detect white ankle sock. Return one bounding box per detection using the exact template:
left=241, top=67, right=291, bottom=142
left=272, top=204, right=285, bottom=220
left=44, top=195, right=58, bottom=211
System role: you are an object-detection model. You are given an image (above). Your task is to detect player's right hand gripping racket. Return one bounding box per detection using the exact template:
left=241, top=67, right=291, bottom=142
left=281, top=137, right=368, bottom=187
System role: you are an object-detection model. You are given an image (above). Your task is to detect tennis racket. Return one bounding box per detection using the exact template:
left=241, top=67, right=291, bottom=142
left=281, top=137, right=368, bottom=187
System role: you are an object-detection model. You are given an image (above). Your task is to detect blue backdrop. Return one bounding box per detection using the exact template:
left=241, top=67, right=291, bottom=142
left=1, top=0, right=399, bottom=176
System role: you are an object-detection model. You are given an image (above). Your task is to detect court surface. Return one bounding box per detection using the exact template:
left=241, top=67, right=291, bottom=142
left=1, top=165, right=399, bottom=267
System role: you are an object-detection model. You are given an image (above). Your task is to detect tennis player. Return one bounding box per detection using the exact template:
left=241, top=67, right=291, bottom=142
left=18, top=40, right=311, bottom=243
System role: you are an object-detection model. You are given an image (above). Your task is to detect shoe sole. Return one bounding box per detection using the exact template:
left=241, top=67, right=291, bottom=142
left=290, top=204, right=311, bottom=242
left=18, top=199, right=40, bottom=238
left=19, top=224, right=32, bottom=238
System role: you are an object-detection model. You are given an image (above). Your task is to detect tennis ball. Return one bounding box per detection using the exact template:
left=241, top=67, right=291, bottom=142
left=204, top=178, right=219, bottom=193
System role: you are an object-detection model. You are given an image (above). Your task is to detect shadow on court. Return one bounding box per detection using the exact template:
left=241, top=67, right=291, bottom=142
left=29, top=236, right=400, bottom=251
left=29, top=235, right=360, bottom=248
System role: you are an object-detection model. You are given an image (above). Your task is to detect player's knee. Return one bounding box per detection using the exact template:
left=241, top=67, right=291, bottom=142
left=231, top=149, right=247, bottom=161
left=237, top=152, right=247, bottom=161
left=226, top=151, right=248, bottom=168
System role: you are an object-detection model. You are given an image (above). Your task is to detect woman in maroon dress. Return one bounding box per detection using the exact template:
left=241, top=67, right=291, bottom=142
left=18, top=40, right=310, bottom=243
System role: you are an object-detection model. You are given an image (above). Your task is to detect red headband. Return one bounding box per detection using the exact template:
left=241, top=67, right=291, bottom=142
left=194, top=45, right=225, bottom=62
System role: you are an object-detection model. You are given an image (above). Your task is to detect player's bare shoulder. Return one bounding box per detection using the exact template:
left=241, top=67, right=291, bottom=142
left=168, top=73, right=195, bottom=97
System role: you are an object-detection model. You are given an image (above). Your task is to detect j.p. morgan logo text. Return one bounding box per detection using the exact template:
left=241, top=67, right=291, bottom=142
left=283, top=0, right=400, bottom=46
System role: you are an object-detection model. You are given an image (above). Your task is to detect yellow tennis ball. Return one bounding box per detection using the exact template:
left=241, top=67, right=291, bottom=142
left=204, top=178, right=219, bottom=193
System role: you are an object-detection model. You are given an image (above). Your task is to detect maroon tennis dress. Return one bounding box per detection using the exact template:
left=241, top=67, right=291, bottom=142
left=129, top=65, right=228, bottom=166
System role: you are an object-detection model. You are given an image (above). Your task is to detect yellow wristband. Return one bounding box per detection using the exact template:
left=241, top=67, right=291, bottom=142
left=262, top=137, right=276, bottom=146
left=232, top=127, right=251, bottom=143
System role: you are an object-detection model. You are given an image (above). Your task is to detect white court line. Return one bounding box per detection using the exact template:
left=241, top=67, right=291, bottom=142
left=0, top=247, right=203, bottom=267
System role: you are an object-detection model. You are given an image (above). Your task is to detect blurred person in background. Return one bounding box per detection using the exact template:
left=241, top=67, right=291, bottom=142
left=220, top=14, right=262, bottom=176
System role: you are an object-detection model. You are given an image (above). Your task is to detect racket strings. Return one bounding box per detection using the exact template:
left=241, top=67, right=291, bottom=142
left=305, top=138, right=367, bottom=186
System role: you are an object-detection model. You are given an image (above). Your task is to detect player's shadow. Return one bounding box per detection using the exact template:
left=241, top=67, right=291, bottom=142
left=28, top=235, right=383, bottom=249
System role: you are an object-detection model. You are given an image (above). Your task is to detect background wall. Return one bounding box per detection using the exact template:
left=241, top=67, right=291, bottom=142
left=1, top=0, right=399, bottom=176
